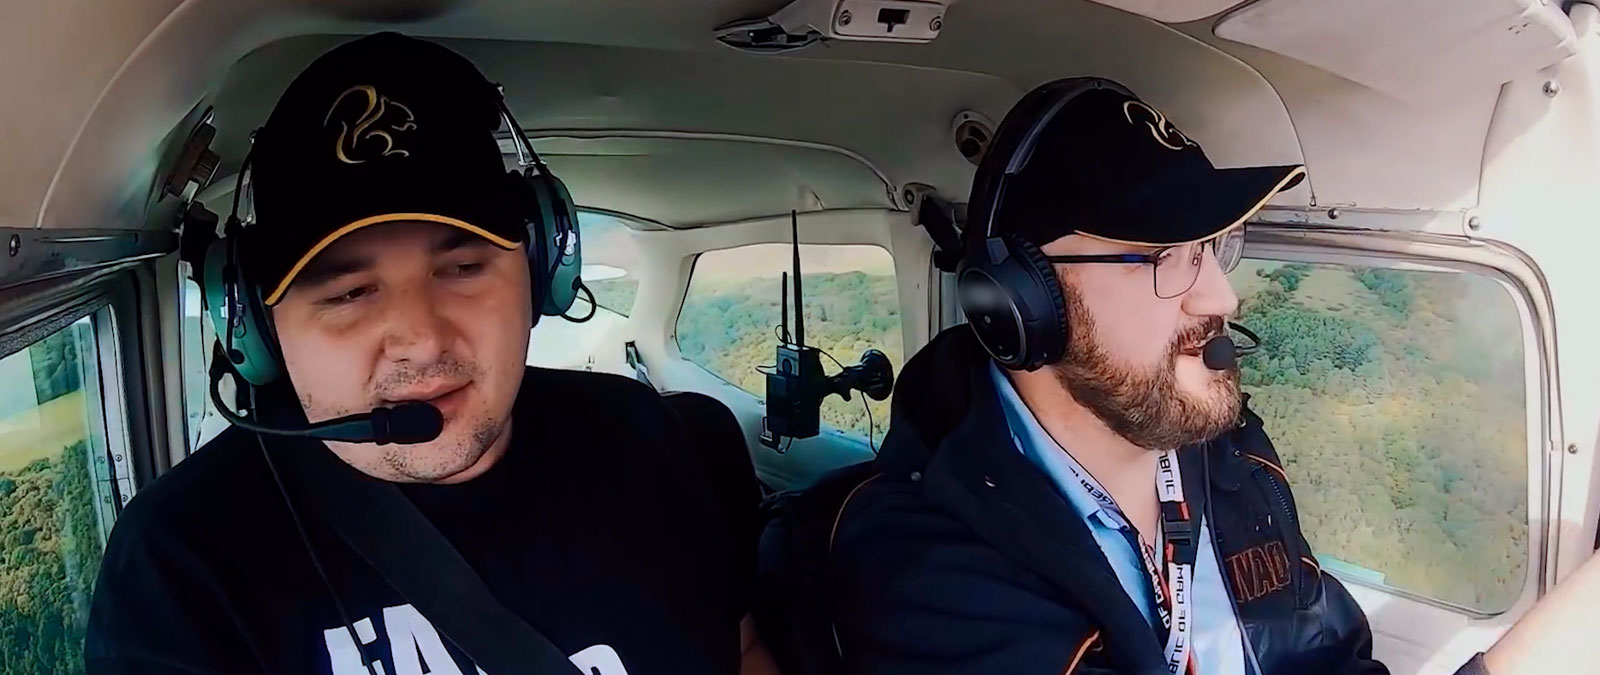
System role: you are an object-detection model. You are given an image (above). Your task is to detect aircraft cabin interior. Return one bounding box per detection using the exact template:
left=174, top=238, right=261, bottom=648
left=3, top=0, right=1600, bottom=673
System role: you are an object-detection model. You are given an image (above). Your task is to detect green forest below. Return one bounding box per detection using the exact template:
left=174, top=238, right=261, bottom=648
left=1234, top=261, right=1527, bottom=611
left=676, top=271, right=903, bottom=446
left=674, top=263, right=1528, bottom=611
left=0, top=445, right=102, bottom=675
left=0, top=328, right=104, bottom=675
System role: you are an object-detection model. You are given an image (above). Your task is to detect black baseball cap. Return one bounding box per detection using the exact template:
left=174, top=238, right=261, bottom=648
left=988, top=80, right=1306, bottom=247
left=243, top=32, right=527, bottom=306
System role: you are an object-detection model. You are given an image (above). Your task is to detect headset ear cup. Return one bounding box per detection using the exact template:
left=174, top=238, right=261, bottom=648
left=508, top=171, right=550, bottom=319
left=1007, top=235, right=1069, bottom=368
left=959, top=78, right=1139, bottom=368
left=516, top=170, right=583, bottom=317
left=538, top=173, right=582, bottom=316
left=202, top=239, right=282, bottom=386
left=956, top=235, right=1068, bottom=371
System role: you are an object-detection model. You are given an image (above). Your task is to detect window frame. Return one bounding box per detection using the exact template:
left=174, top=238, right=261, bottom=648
left=110, top=264, right=168, bottom=495
left=0, top=268, right=150, bottom=519
left=91, top=305, right=138, bottom=514
left=1238, top=225, right=1554, bottom=620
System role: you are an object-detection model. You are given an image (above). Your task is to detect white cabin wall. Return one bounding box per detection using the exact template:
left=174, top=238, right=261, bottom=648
left=1477, top=3, right=1600, bottom=582
left=0, top=0, right=183, bottom=228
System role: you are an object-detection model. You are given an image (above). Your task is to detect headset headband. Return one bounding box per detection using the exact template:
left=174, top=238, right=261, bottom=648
left=496, top=98, right=546, bottom=172
left=969, top=78, right=1136, bottom=242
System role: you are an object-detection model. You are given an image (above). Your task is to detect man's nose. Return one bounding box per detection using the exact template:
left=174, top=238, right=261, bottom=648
left=1182, top=248, right=1239, bottom=318
left=380, top=287, right=451, bottom=364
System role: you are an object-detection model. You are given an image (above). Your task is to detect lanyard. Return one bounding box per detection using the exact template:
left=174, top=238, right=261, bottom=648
left=1056, top=448, right=1198, bottom=675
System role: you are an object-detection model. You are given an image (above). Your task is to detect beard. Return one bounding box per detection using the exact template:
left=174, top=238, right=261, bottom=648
left=378, top=415, right=501, bottom=482
left=1051, top=276, right=1242, bottom=450
left=299, top=355, right=509, bottom=483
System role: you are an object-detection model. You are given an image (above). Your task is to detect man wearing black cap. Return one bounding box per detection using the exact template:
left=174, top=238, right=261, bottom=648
left=824, top=79, right=1495, bottom=674
left=85, top=33, right=774, bottom=675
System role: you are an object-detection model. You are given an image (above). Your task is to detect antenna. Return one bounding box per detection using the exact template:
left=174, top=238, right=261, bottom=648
left=791, top=210, right=805, bottom=348
left=758, top=209, right=896, bottom=450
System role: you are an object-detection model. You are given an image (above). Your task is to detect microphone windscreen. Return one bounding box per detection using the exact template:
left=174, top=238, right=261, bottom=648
left=384, top=402, right=445, bottom=444
left=1201, top=335, right=1237, bottom=371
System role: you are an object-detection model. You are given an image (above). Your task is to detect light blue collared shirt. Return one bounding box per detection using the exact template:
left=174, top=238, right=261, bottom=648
left=990, top=364, right=1252, bottom=675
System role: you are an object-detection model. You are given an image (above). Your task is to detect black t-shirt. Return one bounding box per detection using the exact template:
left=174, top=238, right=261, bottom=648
left=85, top=368, right=752, bottom=675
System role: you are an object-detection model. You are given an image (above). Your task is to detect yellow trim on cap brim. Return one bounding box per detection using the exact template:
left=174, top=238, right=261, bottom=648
left=1075, top=165, right=1308, bottom=248
left=263, top=213, right=520, bottom=306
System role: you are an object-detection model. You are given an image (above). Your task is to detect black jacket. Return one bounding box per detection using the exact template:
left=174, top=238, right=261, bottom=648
left=829, top=327, right=1414, bottom=675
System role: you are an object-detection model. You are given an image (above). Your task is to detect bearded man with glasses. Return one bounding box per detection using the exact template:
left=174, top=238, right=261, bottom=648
left=821, top=79, right=1497, bottom=675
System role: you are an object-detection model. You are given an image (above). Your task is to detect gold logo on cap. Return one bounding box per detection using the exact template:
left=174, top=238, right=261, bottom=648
left=1123, top=100, right=1197, bottom=151
left=325, top=85, right=417, bottom=165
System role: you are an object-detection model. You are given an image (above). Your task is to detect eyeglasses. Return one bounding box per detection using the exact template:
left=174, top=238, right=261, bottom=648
left=1044, top=225, right=1245, bottom=299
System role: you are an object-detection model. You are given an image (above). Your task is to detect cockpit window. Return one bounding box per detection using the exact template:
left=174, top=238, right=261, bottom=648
left=1232, top=259, right=1529, bottom=613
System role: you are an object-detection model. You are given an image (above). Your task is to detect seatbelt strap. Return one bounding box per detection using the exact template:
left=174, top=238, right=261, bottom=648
left=273, top=443, right=582, bottom=675
left=625, top=341, right=655, bottom=390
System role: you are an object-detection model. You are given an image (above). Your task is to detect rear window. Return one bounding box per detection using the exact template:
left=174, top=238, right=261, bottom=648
left=676, top=243, right=902, bottom=445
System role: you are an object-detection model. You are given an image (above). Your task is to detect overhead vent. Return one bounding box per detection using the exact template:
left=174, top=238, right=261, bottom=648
left=1215, top=0, right=1578, bottom=101
left=951, top=110, right=994, bottom=167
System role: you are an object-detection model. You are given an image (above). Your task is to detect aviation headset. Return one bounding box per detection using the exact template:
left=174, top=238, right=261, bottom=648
left=956, top=77, right=1137, bottom=372
left=201, top=97, right=586, bottom=389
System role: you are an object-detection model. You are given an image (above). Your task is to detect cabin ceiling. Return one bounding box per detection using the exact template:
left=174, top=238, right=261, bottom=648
left=0, top=0, right=1582, bottom=234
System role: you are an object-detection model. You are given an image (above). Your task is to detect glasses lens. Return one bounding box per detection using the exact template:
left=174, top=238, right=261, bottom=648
left=1214, top=226, right=1246, bottom=274
left=1153, top=241, right=1203, bottom=299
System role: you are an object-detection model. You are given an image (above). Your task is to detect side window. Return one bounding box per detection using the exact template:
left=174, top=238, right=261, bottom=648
left=676, top=243, right=903, bottom=444
left=0, top=316, right=119, bottom=674
left=1232, top=260, right=1529, bottom=612
left=526, top=213, right=641, bottom=374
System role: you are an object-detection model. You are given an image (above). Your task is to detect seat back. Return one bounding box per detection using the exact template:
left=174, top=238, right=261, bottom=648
left=659, top=388, right=879, bottom=674
left=753, top=460, right=879, bottom=675
left=660, top=391, right=764, bottom=574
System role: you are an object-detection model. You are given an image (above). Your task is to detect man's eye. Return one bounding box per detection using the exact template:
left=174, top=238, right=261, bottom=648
left=323, top=286, right=373, bottom=305
left=448, top=262, right=486, bottom=278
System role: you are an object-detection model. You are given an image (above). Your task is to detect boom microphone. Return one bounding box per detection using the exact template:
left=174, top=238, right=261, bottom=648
left=354, top=402, right=446, bottom=445
left=1201, top=335, right=1237, bottom=371
left=209, top=362, right=444, bottom=445
left=1200, top=322, right=1263, bottom=371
